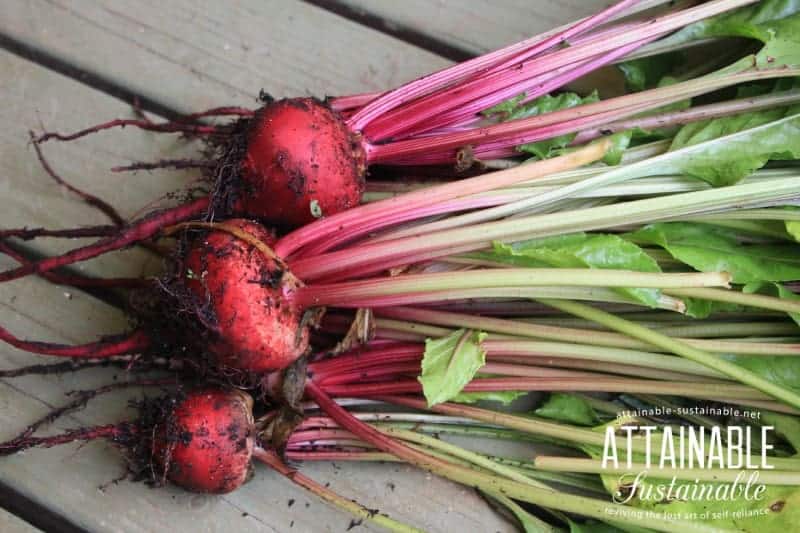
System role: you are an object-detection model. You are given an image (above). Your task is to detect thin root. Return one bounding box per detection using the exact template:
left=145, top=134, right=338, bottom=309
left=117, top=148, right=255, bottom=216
left=2, top=378, right=175, bottom=450
left=112, top=159, right=215, bottom=173
left=0, top=423, right=132, bottom=456
left=34, top=118, right=230, bottom=144
left=181, top=107, right=255, bottom=120
left=0, top=327, right=150, bottom=358
left=0, top=225, right=118, bottom=241
left=30, top=133, right=125, bottom=226
left=0, top=196, right=210, bottom=283
left=0, top=241, right=149, bottom=289
left=0, top=356, right=133, bottom=378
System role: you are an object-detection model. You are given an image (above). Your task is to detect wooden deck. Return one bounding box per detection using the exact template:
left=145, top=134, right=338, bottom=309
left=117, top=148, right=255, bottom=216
left=0, top=1, right=607, bottom=531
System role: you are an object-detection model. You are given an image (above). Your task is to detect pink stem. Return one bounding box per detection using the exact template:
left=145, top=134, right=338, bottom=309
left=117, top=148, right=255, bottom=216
left=366, top=36, right=649, bottom=143
left=328, top=92, right=380, bottom=112
left=275, top=142, right=608, bottom=259
left=346, top=0, right=642, bottom=132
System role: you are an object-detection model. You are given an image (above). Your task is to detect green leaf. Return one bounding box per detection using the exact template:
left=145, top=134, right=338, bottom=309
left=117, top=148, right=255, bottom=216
left=453, top=388, right=526, bottom=406
left=668, top=101, right=800, bottom=186
left=481, top=93, right=527, bottom=117
left=668, top=108, right=800, bottom=186
left=479, top=233, right=663, bottom=308
left=670, top=106, right=788, bottom=151
left=785, top=208, right=800, bottom=242
left=599, top=468, right=800, bottom=531
left=627, top=222, right=800, bottom=284
left=787, top=220, right=800, bottom=241
left=600, top=131, right=633, bottom=166
left=568, top=519, right=625, bottom=533
left=761, top=410, right=800, bottom=453
left=725, top=353, right=800, bottom=392
left=507, top=91, right=600, bottom=121
left=657, top=0, right=800, bottom=53
left=682, top=297, right=742, bottom=320
left=489, top=493, right=560, bottom=533
left=535, top=393, right=600, bottom=426
left=743, top=281, right=800, bottom=324
left=617, top=53, right=684, bottom=92
left=418, top=329, right=487, bottom=407
left=483, top=91, right=599, bottom=159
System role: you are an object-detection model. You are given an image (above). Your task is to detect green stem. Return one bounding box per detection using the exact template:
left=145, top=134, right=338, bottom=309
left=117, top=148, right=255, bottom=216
left=296, top=269, right=730, bottom=308
left=293, top=174, right=800, bottom=281
left=376, top=309, right=799, bottom=358
left=682, top=208, right=800, bottom=222
left=534, top=456, right=800, bottom=485
left=666, top=287, right=800, bottom=314
left=540, top=299, right=800, bottom=410
left=380, top=427, right=547, bottom=488
left=484, top=491, right=562, bottom=533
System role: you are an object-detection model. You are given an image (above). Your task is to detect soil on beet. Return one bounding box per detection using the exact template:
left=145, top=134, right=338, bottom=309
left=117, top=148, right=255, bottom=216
left=206, top=97, right=366, bottom=229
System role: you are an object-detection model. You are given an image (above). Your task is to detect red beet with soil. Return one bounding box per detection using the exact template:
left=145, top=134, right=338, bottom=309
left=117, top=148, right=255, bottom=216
left=238, top=98, right=366, bottom=227
left=152, top=388, right=255, bottom=494
left=184, top=219, right=309, bottom=373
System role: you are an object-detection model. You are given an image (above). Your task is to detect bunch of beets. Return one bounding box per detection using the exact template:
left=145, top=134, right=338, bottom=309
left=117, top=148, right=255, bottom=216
left=3, top=1, right=800, bottom=531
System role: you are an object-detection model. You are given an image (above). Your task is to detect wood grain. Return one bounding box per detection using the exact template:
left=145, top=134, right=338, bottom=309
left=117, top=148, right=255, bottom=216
left=0, top=0, right=450, bottom=114
left=0, top=508, right=40, bottom=533
left=334, top=0, right=612, bottom=55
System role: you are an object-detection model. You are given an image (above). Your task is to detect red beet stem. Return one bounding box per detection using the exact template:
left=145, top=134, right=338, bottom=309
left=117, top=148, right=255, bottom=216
left=366, top=67, right=780, bottom=165
left=304, top=381, right=447, bottom=470
left=274, top=141, right=609, bottom=259
left=345, top=0, right=640, bottom=132
left=0, top=197, right=209, bottom=283
left=0, top=327, right=150, bottom=358
left=363, top=35, right=647, bottom=144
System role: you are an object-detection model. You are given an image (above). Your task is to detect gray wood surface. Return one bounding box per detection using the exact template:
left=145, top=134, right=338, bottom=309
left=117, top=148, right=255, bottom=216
left=337, top=0, right=611, bottom=55
left=0, top=509, right=39, bottom=533
left=0, top=0, right=450, bottom=114
left=0, top=0, right=603, bottom=530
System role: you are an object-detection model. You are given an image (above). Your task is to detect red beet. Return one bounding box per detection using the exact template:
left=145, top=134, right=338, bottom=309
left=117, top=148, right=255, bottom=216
left=152, top=388, right=255, bottom=494
left=237, top=98, right=366, bottom=227
left=184, top=219, right=309, bottom=373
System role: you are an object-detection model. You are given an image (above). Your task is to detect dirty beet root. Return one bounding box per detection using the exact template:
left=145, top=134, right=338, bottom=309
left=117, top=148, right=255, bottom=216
left=152, top=388, right=256, bottom=493
left=181, top=218, right=311, bottom=373
left=0, top=387, right=256, bottom=495
left=234, top=98, right=366, bottom=227
left=0, top=218, right=313, bottom=379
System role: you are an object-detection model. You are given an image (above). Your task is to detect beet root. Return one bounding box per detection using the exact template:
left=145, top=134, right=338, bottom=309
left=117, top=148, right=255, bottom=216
left=237, top=98, right=366, bottom=227
left=2, top=386, right=255, bottom=495
left=153, top=388, right=256, bottom=494
left=184, top=219, right=309, bottom=373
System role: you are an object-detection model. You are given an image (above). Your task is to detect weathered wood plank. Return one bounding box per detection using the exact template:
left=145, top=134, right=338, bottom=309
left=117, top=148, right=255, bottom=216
left=334, top=0, right=612, bottom=55
left=0, top=0, right=450, bottom=114
left=0, top=49, right=198, bottom=279
left=0, top=509, right=40, bottom=533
